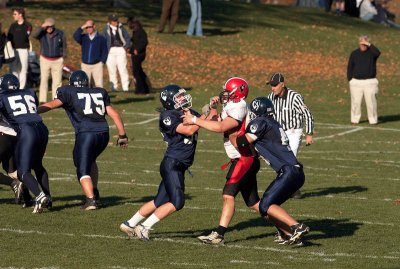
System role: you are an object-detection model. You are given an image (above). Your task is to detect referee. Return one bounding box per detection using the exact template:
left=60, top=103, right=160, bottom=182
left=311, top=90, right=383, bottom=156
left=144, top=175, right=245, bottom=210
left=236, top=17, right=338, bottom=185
left=267, top=73, right=314, bottom=197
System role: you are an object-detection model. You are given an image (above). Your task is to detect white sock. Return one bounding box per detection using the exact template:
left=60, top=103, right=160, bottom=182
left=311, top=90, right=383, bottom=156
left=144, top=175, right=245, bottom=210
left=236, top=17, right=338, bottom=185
left=141, top=214, right=160, bottom=230
left=127, top=211, right=145, bottom=227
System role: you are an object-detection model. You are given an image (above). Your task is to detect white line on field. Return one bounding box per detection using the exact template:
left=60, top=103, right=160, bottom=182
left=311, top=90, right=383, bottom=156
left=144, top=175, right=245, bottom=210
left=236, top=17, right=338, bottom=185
left=312, top=127, right=364, bottom=141
left=169, top=262, right=208, bottom=267
left=230, top=259, right=281, bottom=265
left=317, top=123, right=400, bottom=132
left=1, top=227, right=398, bottom=262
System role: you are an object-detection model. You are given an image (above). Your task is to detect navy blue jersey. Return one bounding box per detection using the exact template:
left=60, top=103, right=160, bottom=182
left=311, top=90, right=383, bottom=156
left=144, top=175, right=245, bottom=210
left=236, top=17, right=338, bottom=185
left=0, top=89, right=42, bottom=129
left=246, top=117, right=298, bottom=172
left=159, top=109, right=200, bottom=167
left=56, top=86, right=110, bottom=133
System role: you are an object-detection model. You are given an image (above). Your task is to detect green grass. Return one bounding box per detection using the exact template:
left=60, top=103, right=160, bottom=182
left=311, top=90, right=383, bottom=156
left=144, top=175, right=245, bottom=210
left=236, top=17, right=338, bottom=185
left=1, top=0, right=400, bottom=268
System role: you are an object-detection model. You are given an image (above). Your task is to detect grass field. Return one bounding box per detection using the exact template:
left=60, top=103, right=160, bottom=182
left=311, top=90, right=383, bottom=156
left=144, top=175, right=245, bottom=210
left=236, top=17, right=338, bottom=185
left=1, top=1, right=400, bottom=268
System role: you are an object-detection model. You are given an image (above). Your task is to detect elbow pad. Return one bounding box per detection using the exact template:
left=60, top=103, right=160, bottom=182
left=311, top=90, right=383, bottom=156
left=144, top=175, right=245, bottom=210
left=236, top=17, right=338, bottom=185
left=236, top=135, right=250, bottom=148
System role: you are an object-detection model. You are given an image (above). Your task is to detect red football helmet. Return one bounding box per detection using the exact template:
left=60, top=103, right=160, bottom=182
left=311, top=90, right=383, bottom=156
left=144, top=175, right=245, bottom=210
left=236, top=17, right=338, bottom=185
left=219, top=77, right=249, bottom=104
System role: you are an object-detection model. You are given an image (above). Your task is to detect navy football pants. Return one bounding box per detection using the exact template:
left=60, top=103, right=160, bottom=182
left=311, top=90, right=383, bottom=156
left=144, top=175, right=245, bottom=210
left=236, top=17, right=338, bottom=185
left=154, top=157, right=187, bottom=211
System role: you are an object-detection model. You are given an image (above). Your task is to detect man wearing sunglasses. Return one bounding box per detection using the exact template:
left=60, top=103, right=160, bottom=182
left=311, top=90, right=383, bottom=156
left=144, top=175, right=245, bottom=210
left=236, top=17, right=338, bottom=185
left=73, top=20, right=108, bottom=88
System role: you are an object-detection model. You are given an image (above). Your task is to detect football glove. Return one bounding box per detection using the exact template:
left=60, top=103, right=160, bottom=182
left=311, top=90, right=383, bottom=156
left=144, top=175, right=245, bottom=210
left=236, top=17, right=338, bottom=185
left=117, top=134, right=128, bottom=147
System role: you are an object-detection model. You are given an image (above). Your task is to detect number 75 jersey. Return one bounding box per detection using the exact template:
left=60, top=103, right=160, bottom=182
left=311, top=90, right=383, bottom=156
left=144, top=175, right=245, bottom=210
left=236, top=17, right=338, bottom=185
left=0, top=88, right=43, bottom=128
left=56, top=86, right=110, bottom=133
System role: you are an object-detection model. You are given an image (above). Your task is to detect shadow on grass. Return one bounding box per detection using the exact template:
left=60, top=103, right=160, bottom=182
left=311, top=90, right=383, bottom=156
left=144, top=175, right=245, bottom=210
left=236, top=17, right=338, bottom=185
left=111, top=95, right=155, bottom=105
left=378, top=114, right=400, bottom=124
left=50, top=194, right=127, bottom=211
left=227, top=217, right=362, bottom=247
left=302, top=185, right=368, bottom=199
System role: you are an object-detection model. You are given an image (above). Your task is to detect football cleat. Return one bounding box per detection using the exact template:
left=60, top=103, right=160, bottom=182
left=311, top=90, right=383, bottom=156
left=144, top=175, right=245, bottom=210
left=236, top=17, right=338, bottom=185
left=134, top=224, right=150, bottom=241
left=32, top=194, right=49, bottom=214
left=10, top=180, right=24, bottom=204
left=119, top=221, right=137, bottom=238
left=287, top=223, right=310, bottom=245
left=197, top=231, right=225, bottom=245
left=81, top=198, right=97, bottom=210
left=274, top=230, right=290, bottom=243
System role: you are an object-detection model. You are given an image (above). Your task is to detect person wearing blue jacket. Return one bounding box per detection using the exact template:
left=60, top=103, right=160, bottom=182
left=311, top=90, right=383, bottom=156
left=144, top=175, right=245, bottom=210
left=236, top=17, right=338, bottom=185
left=32, top=18, right=67, bottom=103
left=73, top=20, right=108, bottom=88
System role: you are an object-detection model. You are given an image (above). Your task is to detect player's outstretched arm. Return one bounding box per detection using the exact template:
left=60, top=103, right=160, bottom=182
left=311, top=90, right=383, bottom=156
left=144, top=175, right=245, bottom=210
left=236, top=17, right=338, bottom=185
left=182, top=110, right=238, bottom=133
left=37, top=99, right=64, bottom=114
left=106, top=105, right=128, bottom=148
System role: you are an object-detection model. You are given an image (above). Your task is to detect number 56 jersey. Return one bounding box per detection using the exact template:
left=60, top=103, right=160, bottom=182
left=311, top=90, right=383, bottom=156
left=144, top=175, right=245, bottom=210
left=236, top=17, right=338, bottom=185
left=0, top=88, right=43, bottom=128
left=56, top=86, right=110, bottom=134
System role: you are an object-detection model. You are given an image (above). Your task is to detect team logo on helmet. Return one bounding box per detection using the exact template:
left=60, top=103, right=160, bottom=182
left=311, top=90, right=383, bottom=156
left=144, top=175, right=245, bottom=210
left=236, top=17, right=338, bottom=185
left=163, top=116, right=171, bottom=126
left=250, top=124, right=258, bottom=133
left=161, top=91, right=167, bottom=101
left=252, top=99, right=260, bottom=111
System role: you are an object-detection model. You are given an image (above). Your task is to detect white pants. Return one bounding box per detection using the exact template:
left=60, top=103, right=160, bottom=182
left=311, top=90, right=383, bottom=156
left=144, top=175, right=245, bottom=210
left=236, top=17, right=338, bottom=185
left=10, top=48, right=29, bottom=89
left=285, top=128, right=303, bottom=157
left=106, top=47, right=129, bottom=91
left=349, top=78, right=379, bottom=124
left=39, top=56, right=63, bottom=103
left=82, top=62, right=104, bottom=88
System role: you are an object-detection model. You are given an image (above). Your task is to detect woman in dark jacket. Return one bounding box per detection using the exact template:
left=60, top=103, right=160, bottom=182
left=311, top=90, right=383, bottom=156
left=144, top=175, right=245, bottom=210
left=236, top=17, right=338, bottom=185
left=128, top=18, right=149, bottom=95
left=0, top=22, right=7, bottom=69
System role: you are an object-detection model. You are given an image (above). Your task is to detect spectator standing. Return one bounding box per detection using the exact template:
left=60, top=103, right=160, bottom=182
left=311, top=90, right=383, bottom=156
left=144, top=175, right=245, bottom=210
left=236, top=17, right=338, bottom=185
left=186, top=0, right=203, bottom=37
left=102, top=15, right=131, bottom=92
left=266, top=73, right=314, bottom=198
left=0, top=23, right=6, bottom=69
left=127, top=18, right=149, bottom=95
left=347, top=36, right=380, bottom=125
left=33, top=18, right=67, bottom=103
left=7, top=8, right=32, bottom=89
left=158, top=0, right=180, bottom=34
left=73, top=20, right=108, bottom=88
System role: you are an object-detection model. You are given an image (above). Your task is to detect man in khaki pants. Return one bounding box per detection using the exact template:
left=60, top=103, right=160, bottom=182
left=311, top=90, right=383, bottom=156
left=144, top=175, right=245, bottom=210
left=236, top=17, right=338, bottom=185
left=33, top=18, right=67, bottom=103
left=347, top=36, right=381, bottom=125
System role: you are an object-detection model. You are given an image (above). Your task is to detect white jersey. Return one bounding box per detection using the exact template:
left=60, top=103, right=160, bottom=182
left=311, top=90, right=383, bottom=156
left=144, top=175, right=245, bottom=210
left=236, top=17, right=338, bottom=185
left=221, top=100, right=247, bottom=159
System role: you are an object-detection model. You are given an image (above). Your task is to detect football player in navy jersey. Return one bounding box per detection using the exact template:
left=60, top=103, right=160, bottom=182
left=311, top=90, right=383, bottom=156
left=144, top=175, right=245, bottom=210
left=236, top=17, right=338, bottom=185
left=38, top=70, right=128, bottom=210
left=119, top=84, right=204, bottom=241
left=0, top=74, right=51, bottom=213
left=236, top=97, right=310, bottom=245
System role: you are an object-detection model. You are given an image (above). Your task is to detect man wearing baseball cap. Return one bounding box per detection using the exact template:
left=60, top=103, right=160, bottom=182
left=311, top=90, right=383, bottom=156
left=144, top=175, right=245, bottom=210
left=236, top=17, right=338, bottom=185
left=266, top=72, right=314, bottom=198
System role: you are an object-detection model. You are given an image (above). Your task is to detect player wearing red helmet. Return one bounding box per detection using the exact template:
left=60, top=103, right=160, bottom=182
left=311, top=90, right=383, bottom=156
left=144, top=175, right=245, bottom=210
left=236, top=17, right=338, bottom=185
left=182, top=77, right=261, bottom=245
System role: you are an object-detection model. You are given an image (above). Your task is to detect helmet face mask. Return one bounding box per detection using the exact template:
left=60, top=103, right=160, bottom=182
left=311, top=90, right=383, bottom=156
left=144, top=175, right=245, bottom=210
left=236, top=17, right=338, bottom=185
left=173, top=89, right=192, bottom=110
left=160, top=85, right=191, bottom=110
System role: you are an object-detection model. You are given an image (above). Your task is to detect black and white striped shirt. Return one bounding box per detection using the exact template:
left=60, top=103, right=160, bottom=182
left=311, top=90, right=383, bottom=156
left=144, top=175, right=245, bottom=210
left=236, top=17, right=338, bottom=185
left=267, top=87, right=314, bottom=135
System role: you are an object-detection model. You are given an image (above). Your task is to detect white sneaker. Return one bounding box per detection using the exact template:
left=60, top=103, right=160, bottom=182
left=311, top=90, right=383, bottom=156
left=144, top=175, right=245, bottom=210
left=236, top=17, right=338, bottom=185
left=197, top=231, right=224, bottom=245
left=120, top=221, right=137, bottom=238
left=134, top=224, right=150, bottom=241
